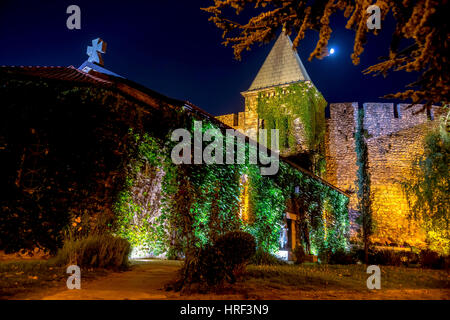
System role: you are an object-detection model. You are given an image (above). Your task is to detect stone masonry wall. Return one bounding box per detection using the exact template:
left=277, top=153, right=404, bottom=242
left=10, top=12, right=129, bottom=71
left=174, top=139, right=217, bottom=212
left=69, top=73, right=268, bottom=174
left=325, top=103, right=359, bottom=238
left=216, top=91, right=259, bottom=140
left=217, top=97, right=442, bottom=247
left=216, top=84, right=315, bottom=154
left=326, top=102, right=440, bottom=246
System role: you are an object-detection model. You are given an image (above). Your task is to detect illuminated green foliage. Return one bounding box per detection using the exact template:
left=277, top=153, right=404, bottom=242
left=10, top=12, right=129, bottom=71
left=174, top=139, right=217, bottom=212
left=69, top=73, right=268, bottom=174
left=355, top=107, right=372, bottom=263
left=402, top=109, right=450, bottom=255
left=245, top=164, right=286, bottom=253
left=114, top=114, right=350, bottom=258
left=256, top=82, right=327, bottom=175
left=276, top=162, right=350, bottom=256
left=0, top=78, right=348, bottom=258
left=113, top=132, right=169, bottom=256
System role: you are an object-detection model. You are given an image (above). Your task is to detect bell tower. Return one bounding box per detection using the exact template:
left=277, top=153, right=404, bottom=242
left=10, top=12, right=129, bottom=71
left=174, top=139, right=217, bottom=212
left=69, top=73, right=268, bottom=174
left=216, top=32, right=325, bottom=164
left=240, top=32, right=312, bottom=142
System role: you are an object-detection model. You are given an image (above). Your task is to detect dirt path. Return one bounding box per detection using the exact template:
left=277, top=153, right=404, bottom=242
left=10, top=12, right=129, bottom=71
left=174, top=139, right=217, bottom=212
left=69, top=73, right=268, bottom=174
left=14, top=260, right=182, bottom=300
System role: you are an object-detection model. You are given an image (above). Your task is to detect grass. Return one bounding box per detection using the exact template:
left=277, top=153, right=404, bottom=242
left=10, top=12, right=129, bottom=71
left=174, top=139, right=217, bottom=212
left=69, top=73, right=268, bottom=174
left=0, top=234, right=131, bottom=299
left=0, top=259, right=108, bottom=298
left=245, top=264, right=450, bottom=291
left=1, top=259, right=448, bottom=300
left=53, top=234, right=130, bottom=269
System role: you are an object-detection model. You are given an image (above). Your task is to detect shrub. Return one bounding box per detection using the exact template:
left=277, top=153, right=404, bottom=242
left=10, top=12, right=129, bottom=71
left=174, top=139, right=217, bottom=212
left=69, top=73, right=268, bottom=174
left=328, top=249, right=356, bottom=265
left=166, top=246, right=183, bottom=260
left=53, top=234, right=130, bottom=269
left=292, top=245, right=307, bottom=264
left=353, top=248, right=420, bottom=266
left=372, top=249, right=402, bottom=266
left=214, top=231, right=256, bottom=269
left=171, top=231, right=256, bottom=292
left=250, top=248, right=287, bottom=266
left=402, top=251, right=420, bottom=265
left=419, top=249, right=446, bottom=269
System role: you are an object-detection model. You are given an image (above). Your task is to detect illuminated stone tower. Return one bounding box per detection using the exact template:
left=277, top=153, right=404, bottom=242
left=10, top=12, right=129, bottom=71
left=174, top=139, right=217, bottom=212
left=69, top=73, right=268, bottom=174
left=216, top=33, right=323, bottom=159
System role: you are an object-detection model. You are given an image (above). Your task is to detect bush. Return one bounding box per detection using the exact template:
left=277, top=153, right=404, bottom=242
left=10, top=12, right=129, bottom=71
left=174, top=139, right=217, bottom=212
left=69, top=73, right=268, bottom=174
left=250, top=248, right=287, bottom=266
left=328, top=249, right=356, bottom=265
left=292, top=245, right=307, bottom=264
left=53, top=234, right=130, bottom=269
left=419, top=249, right=446, bottom=269
left=171, top=231, right=256, bottom=292
left=166, top=246, right=183, bottom=260
left=372, top=249, right=402, bottom=266
left=354, top=248, right=420, bottom=266
left=214, top=231, right=256, bottom=269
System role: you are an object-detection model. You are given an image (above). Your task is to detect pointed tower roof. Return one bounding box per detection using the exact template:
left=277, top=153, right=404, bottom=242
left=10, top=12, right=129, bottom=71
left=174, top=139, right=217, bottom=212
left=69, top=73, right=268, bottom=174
left=245, top=33, right=311, bottom=92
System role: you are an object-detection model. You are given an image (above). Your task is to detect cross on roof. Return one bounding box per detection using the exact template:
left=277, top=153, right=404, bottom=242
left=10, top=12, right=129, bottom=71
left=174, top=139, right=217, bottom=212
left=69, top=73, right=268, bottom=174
left=86, top=38, right=107, bottom=66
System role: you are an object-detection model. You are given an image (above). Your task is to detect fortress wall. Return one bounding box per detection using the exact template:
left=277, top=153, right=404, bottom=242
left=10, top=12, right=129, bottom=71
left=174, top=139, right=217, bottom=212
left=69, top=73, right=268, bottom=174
left=217, top=97, right=442, bottom=247
left=326, top=102, right=438, bottom=246
left=325, top=103, right=359, bottom=238
left=216, top=113, right=236, bottom=128
left=366, top=123, right=431, bottom=246
left=363, top=103, right=437, bottom=246
left=325, top=103, right=359, bottom=194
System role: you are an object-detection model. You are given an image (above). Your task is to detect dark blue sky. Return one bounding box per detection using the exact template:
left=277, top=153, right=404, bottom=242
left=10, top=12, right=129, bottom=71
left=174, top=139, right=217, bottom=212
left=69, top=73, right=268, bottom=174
left=0, top=0, right=418, bottom=116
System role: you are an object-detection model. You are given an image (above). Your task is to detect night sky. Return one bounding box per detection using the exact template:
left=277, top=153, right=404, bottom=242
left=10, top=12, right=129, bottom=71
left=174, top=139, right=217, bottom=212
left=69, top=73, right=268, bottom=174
left=0, top=0, right=418, bottom=116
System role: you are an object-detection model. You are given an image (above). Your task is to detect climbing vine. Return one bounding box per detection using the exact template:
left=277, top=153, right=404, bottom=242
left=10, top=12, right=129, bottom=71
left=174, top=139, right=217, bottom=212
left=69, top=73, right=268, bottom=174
left=355, top=107, right=373, bottom=263
left=1, top=76, right=349, bottom=258
left=113, top=115, right=349, bottom=258
left=114, top=131, right=170, bottom=257
left=256, top=82, right=327, bottom=173
left=245, top=164, right=286, bottom=253
left=402, top=108, right=450, bottom=255
left=275, top=162, right=350, bottom=255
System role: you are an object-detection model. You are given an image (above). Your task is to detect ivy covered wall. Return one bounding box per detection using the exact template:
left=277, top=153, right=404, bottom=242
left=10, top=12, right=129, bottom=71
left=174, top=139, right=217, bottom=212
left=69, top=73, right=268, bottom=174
left=257, top=82, right=327, bottom=175
left=0, top=76, right=349, bottom=258
left=115, top=117, right=350, bottom=258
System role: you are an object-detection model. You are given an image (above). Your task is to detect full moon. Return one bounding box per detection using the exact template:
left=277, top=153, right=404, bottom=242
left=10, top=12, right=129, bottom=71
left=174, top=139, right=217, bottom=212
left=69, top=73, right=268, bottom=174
left=329, top=48, right=335, bottom=55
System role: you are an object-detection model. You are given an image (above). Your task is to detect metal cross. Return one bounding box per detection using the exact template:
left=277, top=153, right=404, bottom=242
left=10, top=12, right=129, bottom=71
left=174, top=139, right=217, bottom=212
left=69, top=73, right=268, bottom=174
left=86, top=38, right=107, bottom=66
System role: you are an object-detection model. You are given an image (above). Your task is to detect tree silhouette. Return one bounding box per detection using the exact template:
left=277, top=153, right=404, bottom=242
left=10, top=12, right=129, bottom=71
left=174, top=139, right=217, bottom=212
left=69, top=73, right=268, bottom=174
left=203, top=0, right=449, bottom=110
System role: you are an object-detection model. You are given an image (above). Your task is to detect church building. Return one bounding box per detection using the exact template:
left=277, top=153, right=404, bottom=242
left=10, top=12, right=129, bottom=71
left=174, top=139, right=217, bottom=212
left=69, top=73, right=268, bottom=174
left=0, top=37, right=350, bottom=260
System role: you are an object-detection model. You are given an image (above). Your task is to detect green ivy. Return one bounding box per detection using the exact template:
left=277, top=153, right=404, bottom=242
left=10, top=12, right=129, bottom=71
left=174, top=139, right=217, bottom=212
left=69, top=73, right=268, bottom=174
left=113, top=113, right=350, bottom=258
left=256, top=82, right=327, bottom=174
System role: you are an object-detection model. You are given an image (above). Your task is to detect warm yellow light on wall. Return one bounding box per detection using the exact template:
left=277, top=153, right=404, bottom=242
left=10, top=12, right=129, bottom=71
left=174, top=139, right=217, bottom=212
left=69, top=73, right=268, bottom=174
left=239, top=174, right=250, bottom=222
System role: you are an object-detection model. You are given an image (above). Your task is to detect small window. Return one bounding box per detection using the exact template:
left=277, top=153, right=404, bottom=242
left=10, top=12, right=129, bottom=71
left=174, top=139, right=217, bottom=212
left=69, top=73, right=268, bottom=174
left=427, top=108, right=434, bottom=120
left=283, top=118, right=289, bottom=148
left=233, top=113, right=239, bottom=126
left=393, top=104, right=400, bottom=118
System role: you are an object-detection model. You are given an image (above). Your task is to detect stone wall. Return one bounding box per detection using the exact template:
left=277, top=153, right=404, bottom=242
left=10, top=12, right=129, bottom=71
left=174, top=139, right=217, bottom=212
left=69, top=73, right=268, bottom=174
left=216, top=91, right=443, bottom=248
left=326, top=102, right=440, bottom=247
left=325, top=103, right=359, bottom=238
left=216, top=84, right=317, bottom=154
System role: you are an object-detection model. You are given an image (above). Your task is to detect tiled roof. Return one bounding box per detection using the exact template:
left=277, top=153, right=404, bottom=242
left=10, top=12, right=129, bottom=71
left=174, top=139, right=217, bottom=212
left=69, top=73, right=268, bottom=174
left=0, top=65, right=114, bottom=86
left=246, top=33, right=311, bottom=92
left=0, top=65, right=184, bottom=109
